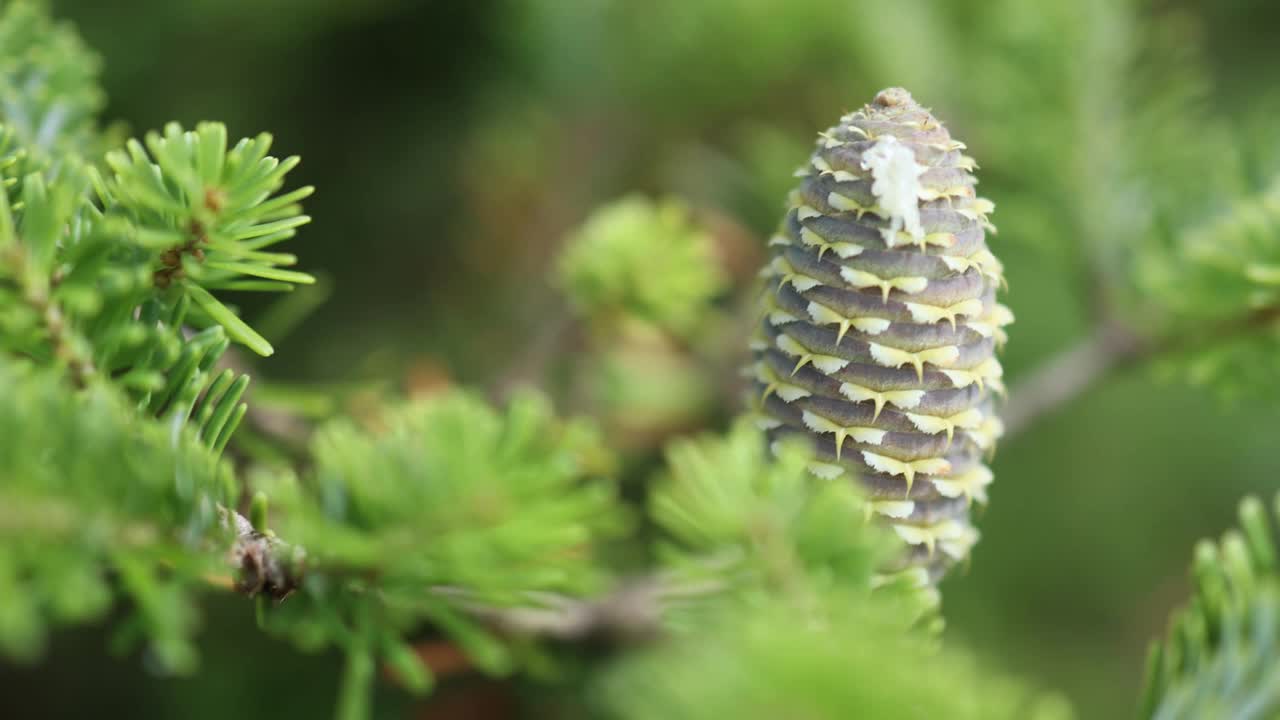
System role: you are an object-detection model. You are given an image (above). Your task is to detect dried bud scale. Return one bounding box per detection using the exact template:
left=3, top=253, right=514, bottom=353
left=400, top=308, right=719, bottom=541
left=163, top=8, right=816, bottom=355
left=751, top=88, right=1011, bottom=586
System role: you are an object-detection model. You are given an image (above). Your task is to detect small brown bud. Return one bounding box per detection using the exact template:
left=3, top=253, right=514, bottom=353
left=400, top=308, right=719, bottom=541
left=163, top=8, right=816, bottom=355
left=204, top=186, right=226, bottom=213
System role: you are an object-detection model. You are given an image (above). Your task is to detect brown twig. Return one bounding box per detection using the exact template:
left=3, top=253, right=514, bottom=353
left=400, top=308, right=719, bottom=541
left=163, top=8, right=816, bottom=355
left=427, top=569, right=730, bottom=646
left=1000, top=319, right=1144, bottom=439
left=1002, top=305, right=1280, bottom=441
left=459, top=578, right=669, bottom=642
left=491, top=301, right=577, bottom=404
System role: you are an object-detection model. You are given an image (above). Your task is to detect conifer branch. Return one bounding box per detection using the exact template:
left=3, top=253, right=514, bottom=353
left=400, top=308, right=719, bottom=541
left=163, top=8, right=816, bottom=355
left=1003, top=303, right=1280, bottom=440
left=1, top=240, right=96, bottom=386
left=1140, top=494, right=1280, bottom=719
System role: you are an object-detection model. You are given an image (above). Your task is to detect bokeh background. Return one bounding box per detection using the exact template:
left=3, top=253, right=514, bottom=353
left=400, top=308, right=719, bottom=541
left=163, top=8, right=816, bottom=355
left=4, top=0, right=1280, bottom=717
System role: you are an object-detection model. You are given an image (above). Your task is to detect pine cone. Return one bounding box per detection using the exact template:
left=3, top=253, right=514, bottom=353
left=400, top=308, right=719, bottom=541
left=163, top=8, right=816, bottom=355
left=751, top=88, right=1011, bottom=585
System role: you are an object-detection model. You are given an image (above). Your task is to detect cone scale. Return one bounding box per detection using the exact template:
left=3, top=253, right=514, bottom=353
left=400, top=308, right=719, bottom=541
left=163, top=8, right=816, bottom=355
left=751, top=88, right=1011, bottom=585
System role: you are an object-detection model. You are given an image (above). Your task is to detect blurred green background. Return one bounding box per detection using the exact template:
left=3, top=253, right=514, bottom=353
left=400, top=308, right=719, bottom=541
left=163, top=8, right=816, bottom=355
left=4, top=0, right=1280, bottom=717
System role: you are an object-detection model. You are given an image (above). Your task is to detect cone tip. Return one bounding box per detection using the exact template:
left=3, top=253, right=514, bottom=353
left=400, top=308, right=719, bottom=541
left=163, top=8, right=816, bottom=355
left=873, top=87, right=915, bottom=108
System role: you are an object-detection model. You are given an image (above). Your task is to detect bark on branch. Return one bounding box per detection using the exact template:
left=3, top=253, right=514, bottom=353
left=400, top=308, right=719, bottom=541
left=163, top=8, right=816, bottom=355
left=1000, top=320, right=1144, bottom=439
left=1002, top=305, right=1280, bottom=441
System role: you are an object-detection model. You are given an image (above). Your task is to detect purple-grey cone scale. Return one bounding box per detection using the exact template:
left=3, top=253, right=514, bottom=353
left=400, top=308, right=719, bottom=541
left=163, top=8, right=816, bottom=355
left=751, top=88, right=1010, bottom=586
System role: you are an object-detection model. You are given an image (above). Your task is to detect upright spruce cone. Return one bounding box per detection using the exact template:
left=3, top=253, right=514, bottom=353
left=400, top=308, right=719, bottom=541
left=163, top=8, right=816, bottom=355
left=751, top=88, right=1011, bottom=585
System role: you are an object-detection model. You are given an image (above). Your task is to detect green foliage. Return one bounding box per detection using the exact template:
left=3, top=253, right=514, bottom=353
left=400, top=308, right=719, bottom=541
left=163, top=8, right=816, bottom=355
left=1157, top=177, right=1280, bottom=319
left=1139, top=174, right=1280, bottom=394
left=0, top=3, right=309, bottom=452
left=0, top=123, right=37, bottom=207
left=278, top=389, right=623, bottom=601
left=254, top=390, right=626, bottom=714
left=0, top=357, right=235, bottom=673
left=557, top=195, right=726, bottom=337
left=649, top=422, right=887, bottom=615
left=0, top=0, right=297, bottom=678
left=0, top=154, right=111, bottom=378
left=0, top=0, right=103, bottom=160
left=94, top=121, right=315, bottom=356
left=601, top=420, right=1064, bottom=717
left=599, top=588, right=1072, bottom=720
left=1141, top=495, right=1280, bottom=720
left=0, top=134, right=253, bottom=451
left=138, top=322, right=250, bottom=455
